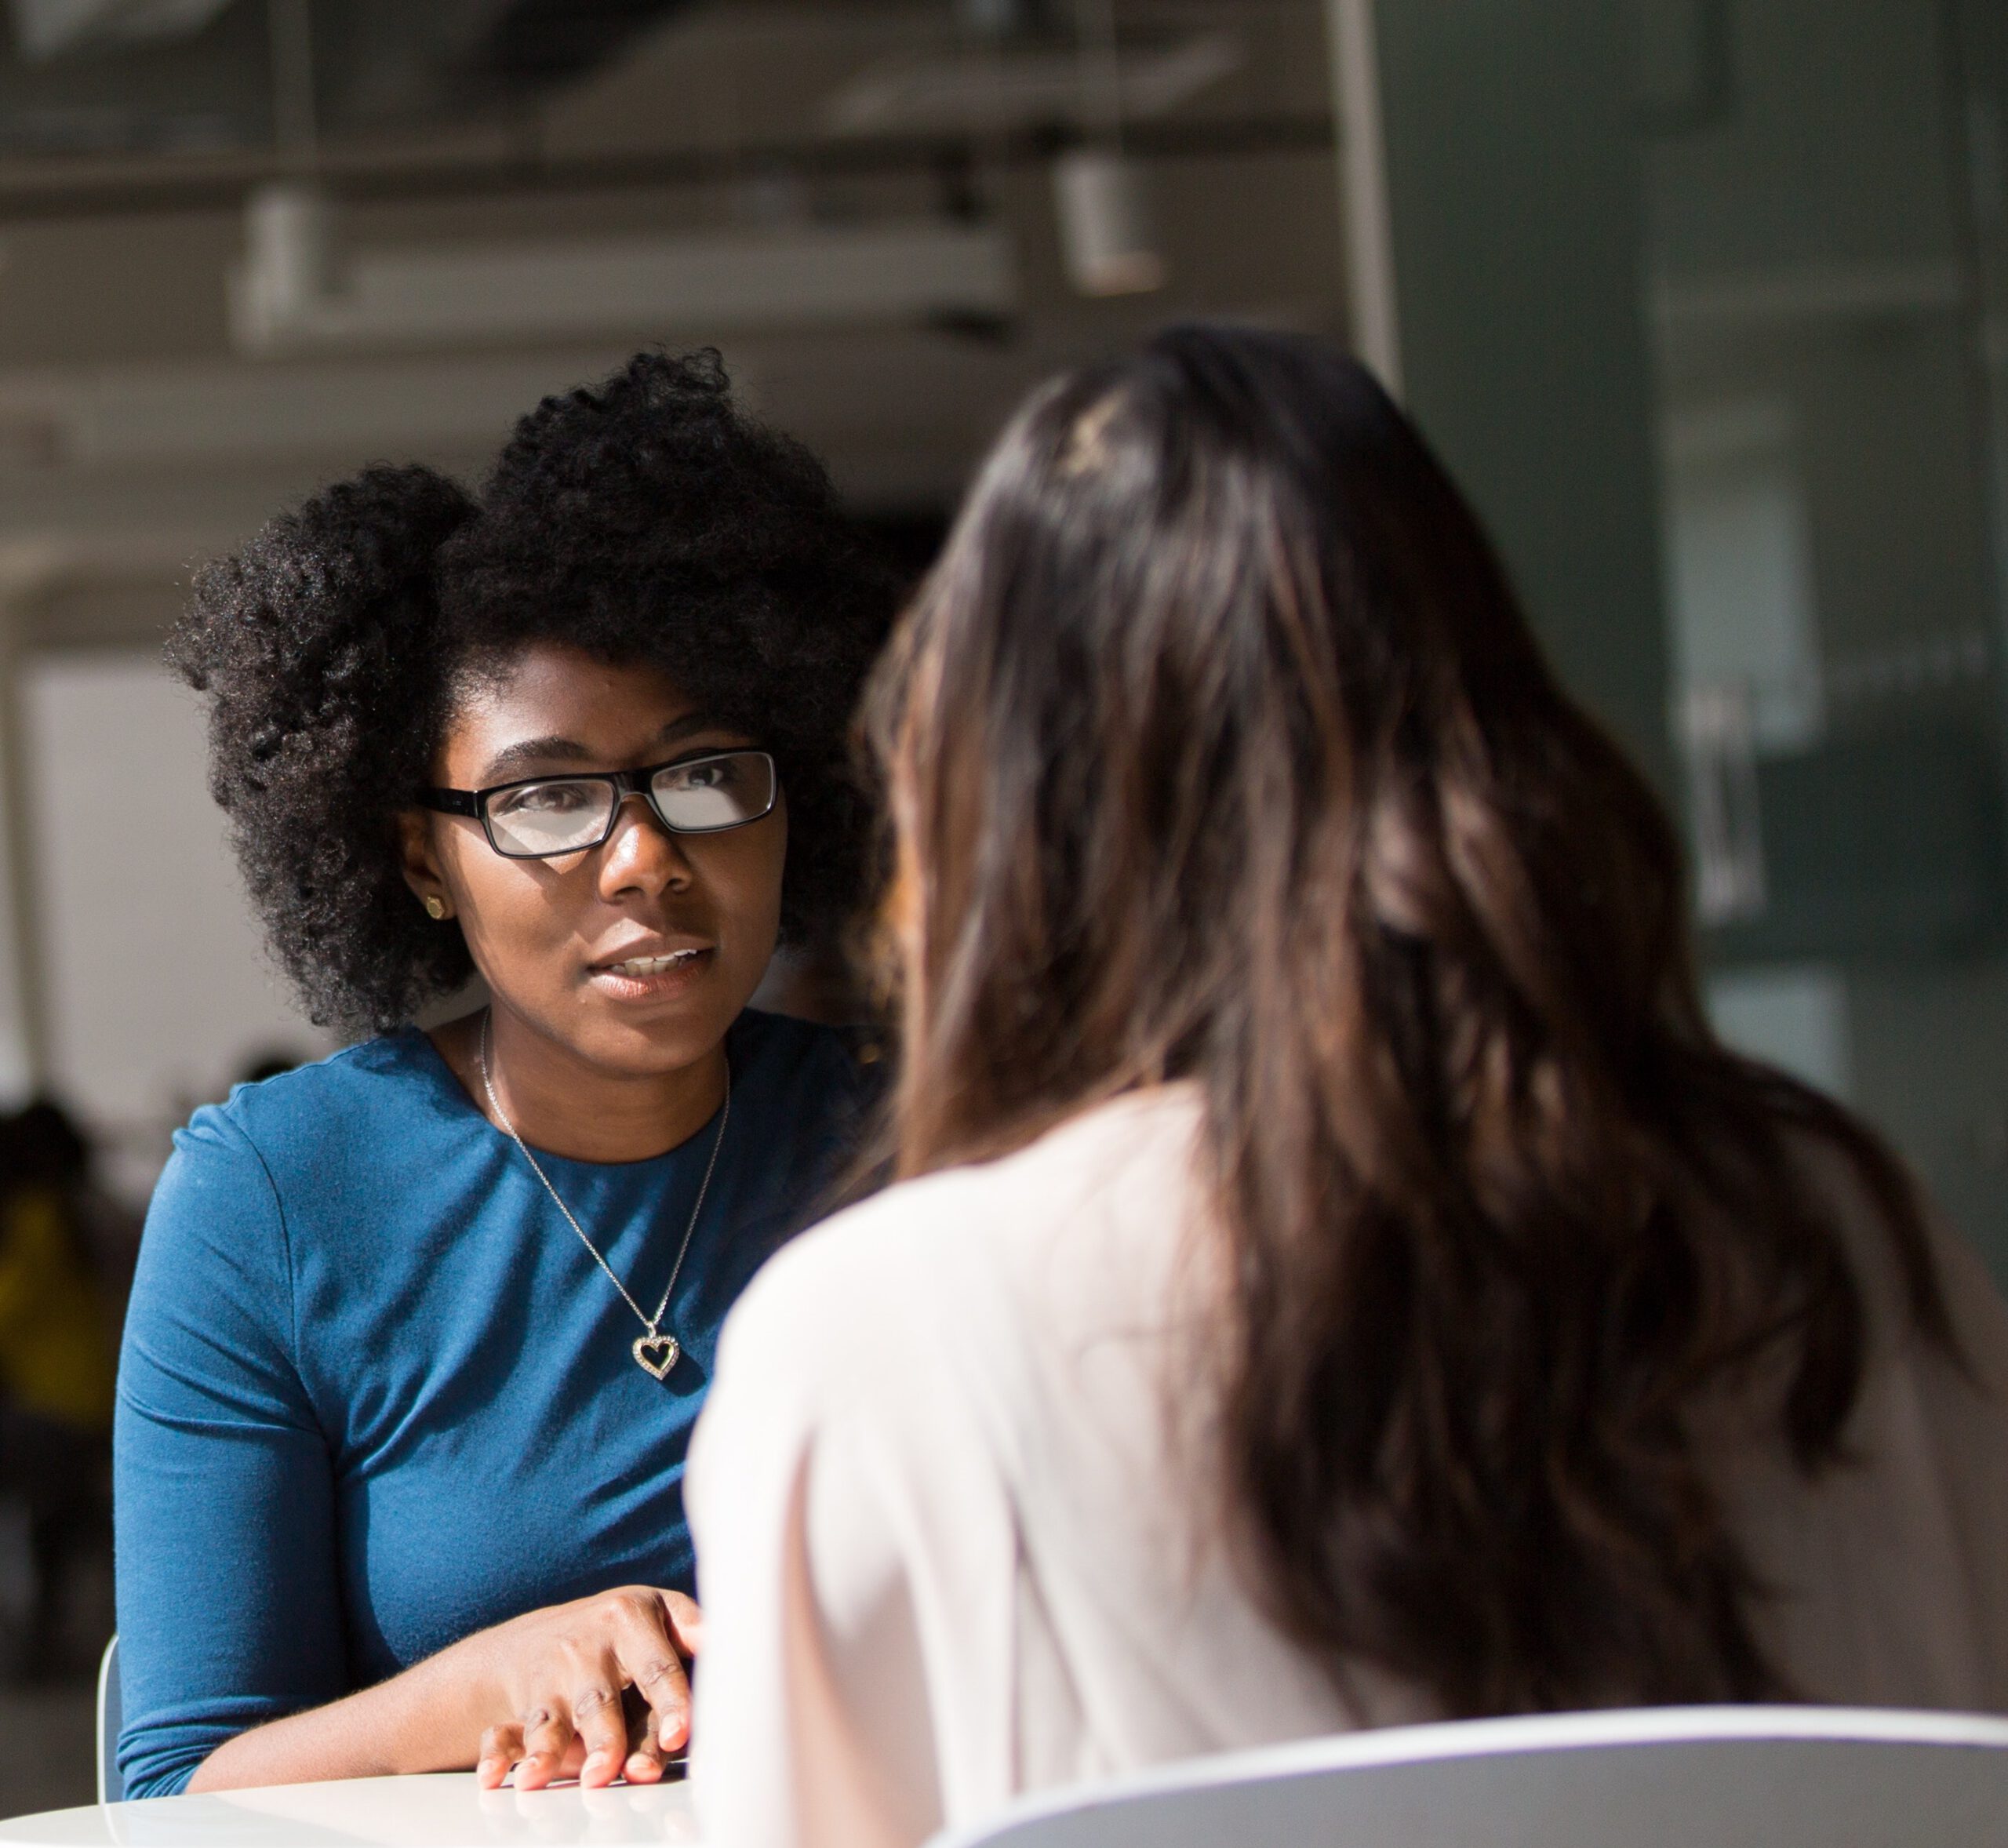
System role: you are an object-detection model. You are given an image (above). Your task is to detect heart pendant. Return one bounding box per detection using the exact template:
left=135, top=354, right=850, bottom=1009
left=632, top=1333, right=680, bottom=1381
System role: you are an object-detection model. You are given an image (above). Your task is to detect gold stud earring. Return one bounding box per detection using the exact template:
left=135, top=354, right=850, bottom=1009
left=424, top=895, right=449, bottom=921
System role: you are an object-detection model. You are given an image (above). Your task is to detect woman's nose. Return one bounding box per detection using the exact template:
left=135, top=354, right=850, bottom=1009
left=596, top=790, right=693, bottom=896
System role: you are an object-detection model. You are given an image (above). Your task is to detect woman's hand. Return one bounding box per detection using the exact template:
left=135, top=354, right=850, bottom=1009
left=467, top=1585, right=703, bottom=1792
left=185, top=1584, right=701, bottom=1795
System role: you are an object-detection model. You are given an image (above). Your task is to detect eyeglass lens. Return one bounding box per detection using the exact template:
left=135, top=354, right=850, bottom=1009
left=649, top=751, right=776, bottom=832
left=482, top=752, right=776, bottom=857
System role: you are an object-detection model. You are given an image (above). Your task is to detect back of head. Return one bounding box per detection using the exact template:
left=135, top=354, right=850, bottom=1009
left=871, top=322, right=1947, bottom=1715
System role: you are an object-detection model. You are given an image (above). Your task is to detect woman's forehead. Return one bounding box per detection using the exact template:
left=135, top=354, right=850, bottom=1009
left=438, top=642, right=725, bottom=779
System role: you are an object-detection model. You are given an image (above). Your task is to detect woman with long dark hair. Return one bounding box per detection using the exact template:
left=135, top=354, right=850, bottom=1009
left=467, top=326, right=2008, bottom=1839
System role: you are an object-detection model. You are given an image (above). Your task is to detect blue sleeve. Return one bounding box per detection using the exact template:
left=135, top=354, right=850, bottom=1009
left=113, top=1109, right=346, bottom=1799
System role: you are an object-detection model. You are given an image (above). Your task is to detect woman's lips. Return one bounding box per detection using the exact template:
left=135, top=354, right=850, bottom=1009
left=606, top=950, right=704, bottom=977
left=587, top=947, right=714, bottom=1001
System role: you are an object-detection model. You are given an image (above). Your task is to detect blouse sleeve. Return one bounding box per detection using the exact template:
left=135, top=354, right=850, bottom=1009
left=686, top=1233, right=1021, bottom=1848
left=112, top=1109, right=346, bottom=1799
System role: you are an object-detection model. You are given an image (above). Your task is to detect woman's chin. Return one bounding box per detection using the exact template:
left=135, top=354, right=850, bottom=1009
left=564, top=962, right=745, bottom=1080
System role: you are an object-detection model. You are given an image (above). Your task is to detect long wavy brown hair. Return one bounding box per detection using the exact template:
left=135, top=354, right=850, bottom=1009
left=865, top=324, right=1952, bottom=1715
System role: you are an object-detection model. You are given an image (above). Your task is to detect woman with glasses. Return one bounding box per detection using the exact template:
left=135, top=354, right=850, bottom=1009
left=445, top=326, right=2008, bottom=1841
left=111, top=350, right=891, bottom=1798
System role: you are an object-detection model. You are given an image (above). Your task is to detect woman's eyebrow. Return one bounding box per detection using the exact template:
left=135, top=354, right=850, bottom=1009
left=657, top=712, right=723, bottom=748
left=478, top=714, right=724, bottom=784
left=479, top=733, right=595, bottom=782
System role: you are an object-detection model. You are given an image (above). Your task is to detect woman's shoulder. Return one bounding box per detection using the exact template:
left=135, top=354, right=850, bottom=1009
left=719, top=1010, right=885, bottom=1216
left=170, top=1029, right=460, bottom=1192
left=1782, top=1126, right=2008, bottom=1378
left=209, top=1024, right=442, bottom=1122
left=721, top=1086, right=1202, bottom=1385
left=134, top=1036, right=449, bottom=1328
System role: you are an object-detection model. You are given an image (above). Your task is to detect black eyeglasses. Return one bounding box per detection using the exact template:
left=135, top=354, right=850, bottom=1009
left=420, top=749, right=778, bottom=860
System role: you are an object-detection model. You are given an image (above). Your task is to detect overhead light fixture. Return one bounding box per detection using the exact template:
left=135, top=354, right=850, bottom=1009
left=229, top=1, right=350, bottom=347
left=1053, top=148, right=1166, bottom=297
left=229, top=218, right=1020, bottom=355
left=235, top=180, right=344, bottom=340
left=956, top=0, right=1043, bottom=38
left=8, top=0, right=231, bottom=59
left=228, top=2, right=1019, bottom=358
left=1052, top=0, right=1166, bottom=298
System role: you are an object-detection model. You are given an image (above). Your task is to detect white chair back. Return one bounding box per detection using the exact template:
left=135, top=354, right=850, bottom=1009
left=95, top=1633, right=121, bottom=1806
left=929, top=1706, right=2008, bottom=1848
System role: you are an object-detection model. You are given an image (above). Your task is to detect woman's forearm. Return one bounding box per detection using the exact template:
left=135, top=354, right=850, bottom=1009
left=180, top=1587, right=698, bottom=1795
left=184, top=1644, right=488, bottom=1792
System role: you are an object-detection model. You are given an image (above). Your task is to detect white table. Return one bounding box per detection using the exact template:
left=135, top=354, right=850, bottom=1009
left=0, top=1776, right=703, bottom=1846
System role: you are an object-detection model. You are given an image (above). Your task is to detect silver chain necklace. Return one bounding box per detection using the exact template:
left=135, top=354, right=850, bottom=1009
left=478, top=1009, right=731, bottom=1382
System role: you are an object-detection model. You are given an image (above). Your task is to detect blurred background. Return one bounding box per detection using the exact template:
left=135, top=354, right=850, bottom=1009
left=0, top=0, right=1992, bottom=1816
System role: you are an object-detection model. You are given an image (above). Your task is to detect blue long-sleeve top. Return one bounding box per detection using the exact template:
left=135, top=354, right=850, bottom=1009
left=112, top=1008, right=867, bottom=1799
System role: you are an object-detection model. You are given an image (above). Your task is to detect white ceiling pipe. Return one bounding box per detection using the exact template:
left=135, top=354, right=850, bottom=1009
left=826, top=32, right=1242, bottom=137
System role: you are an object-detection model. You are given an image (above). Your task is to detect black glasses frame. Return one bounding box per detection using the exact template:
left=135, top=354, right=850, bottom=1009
left=420, top=748, right=778, bottom=860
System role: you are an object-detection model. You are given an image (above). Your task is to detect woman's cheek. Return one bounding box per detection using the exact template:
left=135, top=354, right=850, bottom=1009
left=454, top=862, right=577, bottom=1005
left=728, top=808, right=788, bottom=948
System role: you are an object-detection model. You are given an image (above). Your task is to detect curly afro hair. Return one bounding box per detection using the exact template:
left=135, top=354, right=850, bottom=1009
left=169, top=350, right=896, bottom=1036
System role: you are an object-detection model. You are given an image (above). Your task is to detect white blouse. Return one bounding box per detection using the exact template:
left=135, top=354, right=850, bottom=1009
left=685, top=1087, right=2008, bottom=1848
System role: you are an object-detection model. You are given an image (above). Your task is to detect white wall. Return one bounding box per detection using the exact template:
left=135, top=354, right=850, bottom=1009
left=20, top=650, right=331, bottom=1197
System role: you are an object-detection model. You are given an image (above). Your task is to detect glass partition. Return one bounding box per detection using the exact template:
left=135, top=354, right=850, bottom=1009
left=1641, top=0, right=2008, bottom=1276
